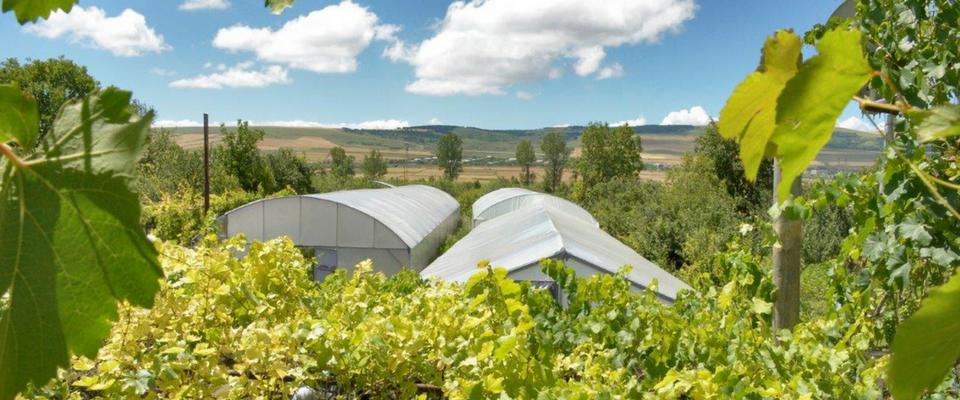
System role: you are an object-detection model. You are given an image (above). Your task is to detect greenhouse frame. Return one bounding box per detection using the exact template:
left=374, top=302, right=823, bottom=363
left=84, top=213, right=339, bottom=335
left=217, top=185, right=460, bottom=279
left=472, top=188, right=599, bottom=228
left=423, top=203, right=691, bottom=304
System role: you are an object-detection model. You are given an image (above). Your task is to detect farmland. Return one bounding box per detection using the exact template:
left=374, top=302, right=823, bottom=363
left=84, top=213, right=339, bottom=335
left=168, top=124, right=880, bottom=181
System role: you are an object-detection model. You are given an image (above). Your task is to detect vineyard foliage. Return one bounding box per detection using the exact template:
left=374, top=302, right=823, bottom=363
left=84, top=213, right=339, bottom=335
left=20, top=235, right=937, bottom=399
left=0, top=86, right=160, bottom=399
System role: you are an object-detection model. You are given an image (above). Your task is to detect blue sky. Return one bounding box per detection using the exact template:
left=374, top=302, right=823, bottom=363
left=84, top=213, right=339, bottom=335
left=0, top=0, right=871, bottom=130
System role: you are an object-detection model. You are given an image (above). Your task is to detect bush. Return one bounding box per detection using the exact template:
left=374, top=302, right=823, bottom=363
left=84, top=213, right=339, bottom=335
left=24, top=239, right=917, bottom=399
left=266, top=147, right=314, bottom=194
left=582, top=154, right=741, bottom=278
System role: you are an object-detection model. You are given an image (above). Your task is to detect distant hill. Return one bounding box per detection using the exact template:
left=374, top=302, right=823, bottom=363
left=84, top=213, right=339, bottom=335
left=167, top=123, right=880, bottom=169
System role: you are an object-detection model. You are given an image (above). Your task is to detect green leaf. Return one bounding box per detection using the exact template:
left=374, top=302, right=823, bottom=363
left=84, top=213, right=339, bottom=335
left=899, top=217, right=933, bottom=246
left=1, top=0, right=76, bottom=24
left=752, top=298, right=772, bottom=315
left=0, top=84, right=38, bottom=151
left=889, top=269, right=960, bottom=400
left=921, top=247, right=960, bottom=267
left=769, top=28, right=873, bottom=201
left=264, top=0, right=295, bottom=14
left=907, top=105, right=960, bottom=143
left=719, top=30, right=802, bottom=180
left=0, top=91, right=162, bottom=399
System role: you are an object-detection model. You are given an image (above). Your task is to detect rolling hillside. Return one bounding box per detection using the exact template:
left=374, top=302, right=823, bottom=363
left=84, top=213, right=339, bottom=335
left=167, top=123, right=882, bottom=174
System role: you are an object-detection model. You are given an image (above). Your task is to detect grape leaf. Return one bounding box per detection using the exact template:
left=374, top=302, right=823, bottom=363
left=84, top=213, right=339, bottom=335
left=769, top=28, right=872, bottom=201
left=0, top=88, right=162, bottom=399
left=0, top=84, right=38, bottom=150
left=264, top=0, right=295, bottom=14
left=1, top=0, right=76, bottom=24
left=899, top=217, right=933, bottom=246
left=718, top=30, right=802, bottom=180
left=907, top=105, right=960, bottom=143
left=889, top=269, right=960, bottom=400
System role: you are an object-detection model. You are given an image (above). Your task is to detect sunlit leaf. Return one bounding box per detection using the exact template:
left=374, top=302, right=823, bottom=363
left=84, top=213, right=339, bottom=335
left=1, top=0, right=76, bottom=24
left=0, top=88, right=162, bottom=399
left=907, top=105, right=960, bottom=143
left=899, top=217, right=933, bottom=246
left=264, top=0, right=295, bottom=14
left=889, top=269, right=960, bottom=400
left=770, top=28, right=872, bottom=201
left=0, top=84, right=38, bottom=150
left=719, top=30, right=802, bottom=180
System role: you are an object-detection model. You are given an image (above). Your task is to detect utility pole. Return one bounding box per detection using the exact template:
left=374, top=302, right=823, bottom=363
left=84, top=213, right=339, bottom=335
left=772, top=158, right=802, bottom=333
left=404, top=143, right=409, bottom=181
left=203, top=113, right=210, bottom=215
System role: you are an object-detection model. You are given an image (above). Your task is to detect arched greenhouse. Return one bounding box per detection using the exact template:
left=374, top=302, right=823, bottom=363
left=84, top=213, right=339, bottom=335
left=424, top=201, right=690, bottom=304
left=217, top=185, right=460, bottom=279
left=471, top=188, right=599, bottom=228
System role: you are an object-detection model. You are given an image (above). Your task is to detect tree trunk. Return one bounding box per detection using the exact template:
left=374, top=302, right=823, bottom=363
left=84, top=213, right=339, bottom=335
left=773, top=158, right=802, bottom=334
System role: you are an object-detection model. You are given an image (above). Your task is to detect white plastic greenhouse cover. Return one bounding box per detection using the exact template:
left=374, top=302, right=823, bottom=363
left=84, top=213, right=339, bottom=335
left=472, top=188, right=599, bottom=228
left=424, top=204, right=691, bottom=302
left=304, top=185, right=460, bottom=248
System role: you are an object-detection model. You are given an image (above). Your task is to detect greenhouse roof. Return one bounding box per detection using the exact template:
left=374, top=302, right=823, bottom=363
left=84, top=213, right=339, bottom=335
left=424, top=203, right=690, bottom=302
left=299, top=185, right=459, bottom=247
left=472, top=188, right=599, bottom=227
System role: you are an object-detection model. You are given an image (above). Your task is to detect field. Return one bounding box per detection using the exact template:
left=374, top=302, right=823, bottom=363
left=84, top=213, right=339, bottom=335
left=167, top=124, right=880, bottom=182
left=384, top=165, right=668, bottom=182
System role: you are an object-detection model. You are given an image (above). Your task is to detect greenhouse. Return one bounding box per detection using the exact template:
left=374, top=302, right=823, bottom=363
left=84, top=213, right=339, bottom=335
left=217, top=185, right=460, bottom=279
left=423, top=203, right=691, bottom=304
left=472, top=188, right=599, bottom=228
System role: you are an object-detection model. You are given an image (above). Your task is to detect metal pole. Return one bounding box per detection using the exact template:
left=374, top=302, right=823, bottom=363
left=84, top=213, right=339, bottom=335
left=203, top=113, right=210, bottom=215
left=772, top=158, right=802, bottom=334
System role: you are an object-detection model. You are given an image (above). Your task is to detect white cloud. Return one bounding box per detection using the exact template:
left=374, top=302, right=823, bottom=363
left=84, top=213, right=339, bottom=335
left=387, top=0, right=696, bottom=96
left=169, top=62, right=291, bottom=89
left=152, top=119, right=202, bottom=127
left=150, top=67, right=176, bottom=76
left=613, top=116, right=647, bottom=126
left=661, top=106, right=711, bottom=125
left=254, top=119, right=410, bottom=130
left=597, top=63, right=624, bottom=80
left=23, top=6, right=170, bottom=56
left=837, top=116, right=883, bottom=132
left=180, top=0, right=230, bottom=11
left=427, top=117, right=443, bottom=125
left=516, top=91, right=534, bottom=101
left=213, top=1, right=398, bottom=74
left=553, top=123, right=571, bottom=128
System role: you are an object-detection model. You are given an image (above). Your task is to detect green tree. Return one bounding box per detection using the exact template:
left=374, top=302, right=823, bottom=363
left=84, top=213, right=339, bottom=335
left=361, top=149, right=388, bottom=180
left=138, top=128, right=204, bottom=201
left=694, top=122, right=773, bottom=213
left=0, top=57, right=101, bottom=142
left=541, top=131, right=570, bottom=192
left=436, top=132, right=463, bottom=180
left=329, top=146, right=355, bottom=179
left=216, top=120, right=272, bottom=192
left=577, top=122, right=644, bottom=189
left=515, top=140, right=536, bottom=185
left=266, top=148, right=314, bottom=194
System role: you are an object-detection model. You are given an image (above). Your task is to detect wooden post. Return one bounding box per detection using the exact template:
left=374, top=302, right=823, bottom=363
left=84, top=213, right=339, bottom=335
left=773, top=158, right=802, bottom=333
left=203, top=114, right=210, bottom=215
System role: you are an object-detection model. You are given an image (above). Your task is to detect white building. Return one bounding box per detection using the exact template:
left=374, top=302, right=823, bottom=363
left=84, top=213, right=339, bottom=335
left=217, top=185, right=460, bottom=279
left=425, top=191, right=690, bottom=304
left=471, top=188, right=598, bottom=228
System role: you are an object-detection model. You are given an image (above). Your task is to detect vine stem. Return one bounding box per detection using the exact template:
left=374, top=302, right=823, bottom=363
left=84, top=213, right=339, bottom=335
left=0, top=142, right=27, bottom=169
